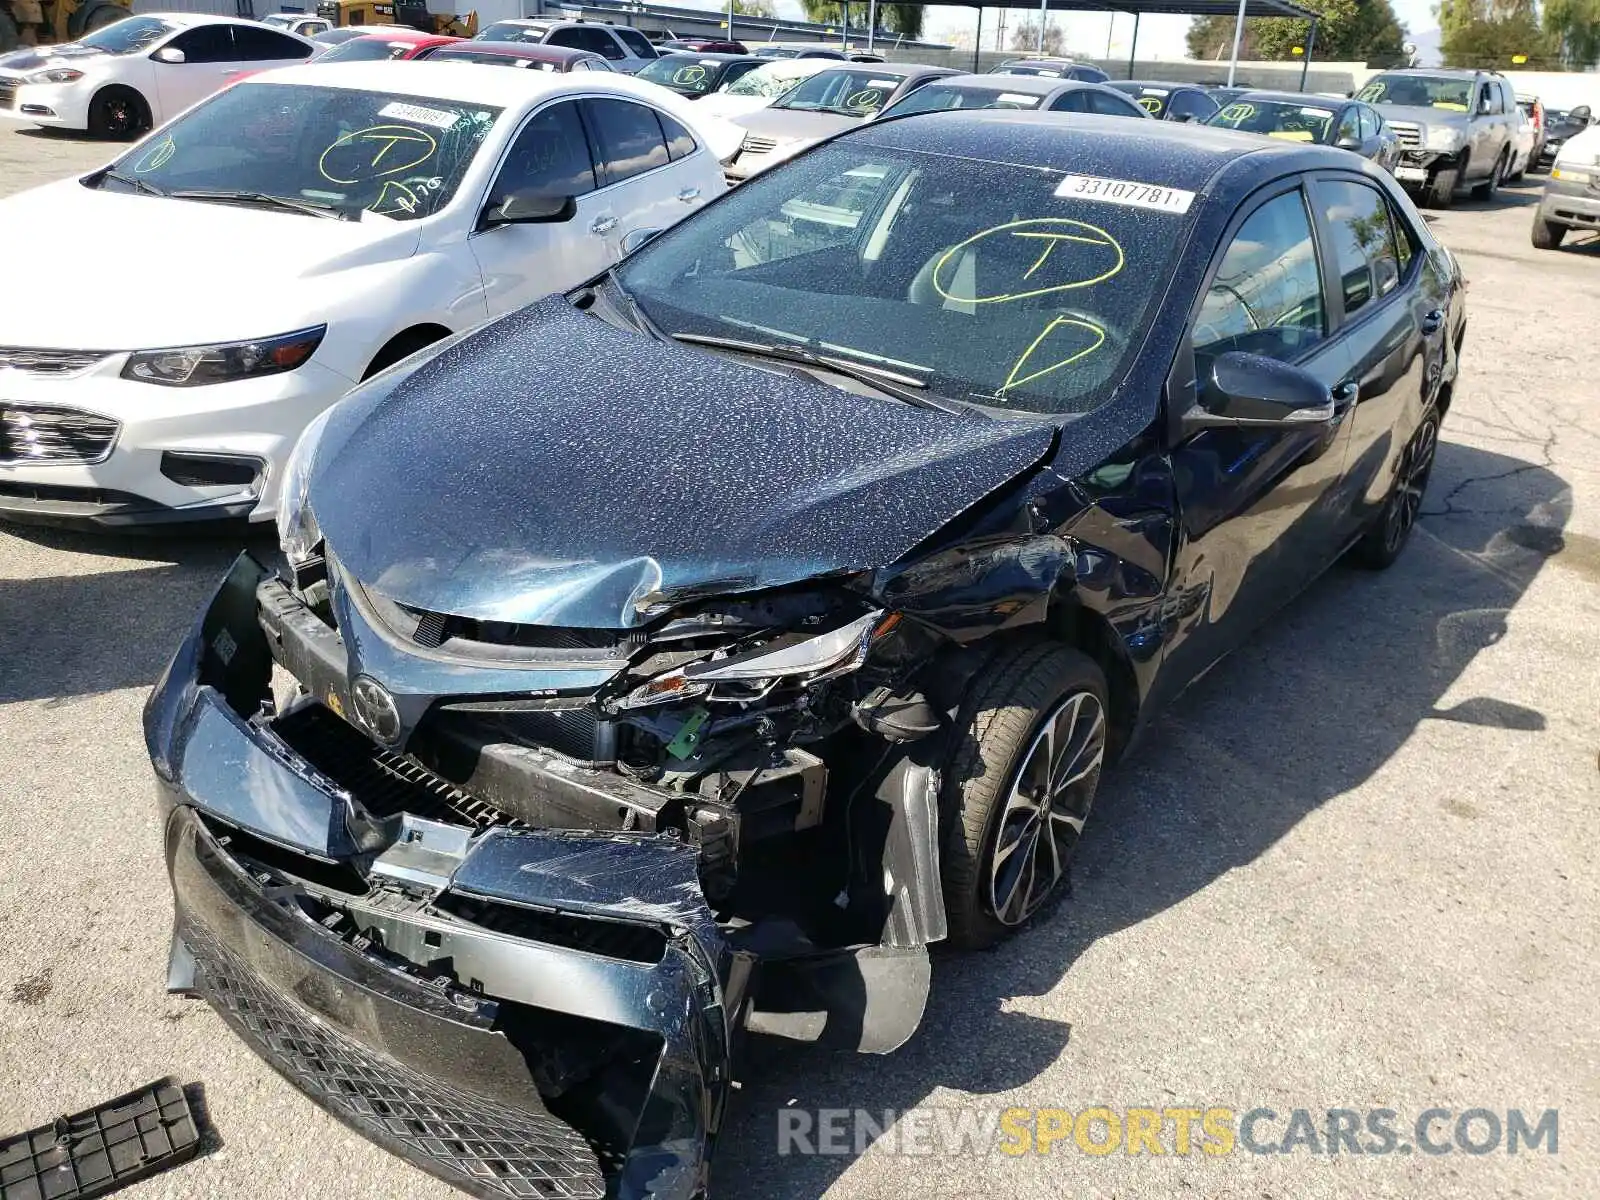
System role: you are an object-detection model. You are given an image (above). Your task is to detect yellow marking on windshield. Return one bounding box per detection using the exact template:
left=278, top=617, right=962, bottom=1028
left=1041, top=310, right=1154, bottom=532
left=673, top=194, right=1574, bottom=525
left=1268, top=130, right=1315, bottom=141
left=1433, top=101, right=1468, bottom=111
left=371, top=179, right=419, bottom=215
left=318, top=124, right=438, bottom=185
left=134, top=134, right=175, bottom=173
left=932, top=219, right=1125, bottom=305
left=673, top=65, right=709, bottom=84
left=1356, top=83, right=1384, bottom=102
left=1001, top=317, right=1107, bottom=392
left=1218, top=102, right=1256, bottom=123
left=1137, top=95, right=1163, bottom=114
left=845, top=88, right=885, bottom=111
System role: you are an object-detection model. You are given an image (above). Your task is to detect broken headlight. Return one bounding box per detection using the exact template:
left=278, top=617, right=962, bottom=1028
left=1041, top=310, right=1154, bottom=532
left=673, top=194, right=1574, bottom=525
left=616, top=610, right=892, bottom=710
left=275, top=404, right=333, bottom=566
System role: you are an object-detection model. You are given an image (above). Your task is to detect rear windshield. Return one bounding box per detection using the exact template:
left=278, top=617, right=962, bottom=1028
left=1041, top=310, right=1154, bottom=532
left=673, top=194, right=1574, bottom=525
left=99, top=82, right=501, bottom=221
left=1357, top=73, right=1472, bottom=111
left=428, top=47, right=549, bottom=68
left=1208, top=99, right=1335, bottom=142
left=318, top=37, right=416, bottom=62
left=773, top=69, right=905, bottom=116
left=883, top=84, right=1043, bottom=116
left=617, top=141, right=1195, bottom=416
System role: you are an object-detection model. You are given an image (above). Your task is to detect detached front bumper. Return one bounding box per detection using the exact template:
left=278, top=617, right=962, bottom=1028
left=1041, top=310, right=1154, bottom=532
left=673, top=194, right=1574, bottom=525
left=148, top=558, right=743, bottom=1200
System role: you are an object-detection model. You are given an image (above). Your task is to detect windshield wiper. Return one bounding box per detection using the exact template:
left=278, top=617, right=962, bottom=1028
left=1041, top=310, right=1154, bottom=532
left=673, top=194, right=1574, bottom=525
left=94, top=168, right=166, bottom=197
left=604, top=268, right=670, bottom=342
left=671, top=333, right=973, bottom=416
left=167, top=189, right=351, bottom=220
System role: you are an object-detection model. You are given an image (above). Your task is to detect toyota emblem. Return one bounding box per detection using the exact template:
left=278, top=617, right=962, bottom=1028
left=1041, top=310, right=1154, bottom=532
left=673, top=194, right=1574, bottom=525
left=349, top=675, right=402, bottom=746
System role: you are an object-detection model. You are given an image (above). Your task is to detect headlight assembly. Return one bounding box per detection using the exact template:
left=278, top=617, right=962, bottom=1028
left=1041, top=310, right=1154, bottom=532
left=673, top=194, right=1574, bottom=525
left=121, top=326, right=325, bottom=387
left=26, top=68, right=84, bottom=84
left=617, top=610, right=893, bottom=710
left=275, top=404, right=335, bottom=566
left=1426, top=126, right=1465, bottom=152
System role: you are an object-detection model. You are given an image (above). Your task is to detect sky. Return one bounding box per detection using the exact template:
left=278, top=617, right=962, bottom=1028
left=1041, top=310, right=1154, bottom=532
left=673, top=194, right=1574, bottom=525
left=688, top=0, right=1442, bottom=62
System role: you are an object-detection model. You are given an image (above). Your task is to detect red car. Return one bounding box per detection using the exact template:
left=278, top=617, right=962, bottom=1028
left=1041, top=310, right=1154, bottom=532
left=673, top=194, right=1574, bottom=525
left=313, top=29, right=463, bottom=61
left=416, top=41, right=617, bottom=71
left=659, top=37, right=748, bottom=54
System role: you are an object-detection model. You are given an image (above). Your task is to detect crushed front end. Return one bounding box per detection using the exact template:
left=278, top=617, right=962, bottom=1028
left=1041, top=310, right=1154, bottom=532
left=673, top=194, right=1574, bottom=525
left=145, top=543, right=974, bottom=1197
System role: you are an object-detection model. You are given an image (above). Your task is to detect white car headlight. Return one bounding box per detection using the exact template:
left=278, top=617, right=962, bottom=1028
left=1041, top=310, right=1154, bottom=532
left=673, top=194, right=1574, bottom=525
left=617, top=610, right=890, bottom=709
left=121, top=326, right=325, bottom=387
left=26, top=68, right=85, bottom=84
left=275, top=404, right=335, bottom=565
left=1426, top=126, right=1465, bottom=152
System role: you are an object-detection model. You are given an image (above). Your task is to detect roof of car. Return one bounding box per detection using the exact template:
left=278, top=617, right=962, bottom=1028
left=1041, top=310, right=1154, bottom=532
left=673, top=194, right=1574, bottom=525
left=816, top=61, right=951, bottom=78
left=650, top=51, right=759, bottom=63
left=1115, top=79, right=1208, bottom=91
left=242, top=59, right=654, bottom=106
left=924, top=73, right=1102, bottom=95
left=343, top=28, right=450, bottom=44
left=998, top=56, right=1089, bottom=66
left=854, top=109, right=1354, bottom=186
left=444, top=41, right=599, bottom=61
left=1234, top=90, right=1346, bottom=107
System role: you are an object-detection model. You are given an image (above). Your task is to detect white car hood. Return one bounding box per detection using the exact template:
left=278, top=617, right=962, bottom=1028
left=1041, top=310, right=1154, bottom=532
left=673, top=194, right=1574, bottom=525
left=0, top=180, right=420, bottom=350
left=694, top=93, right=774, bottom=122
left=1556, top=124, right=1600, bottom=166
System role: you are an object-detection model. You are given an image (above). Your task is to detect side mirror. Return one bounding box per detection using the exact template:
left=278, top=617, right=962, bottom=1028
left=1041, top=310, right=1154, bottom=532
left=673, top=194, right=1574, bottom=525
left=1335, top=134, right=1362, bottom=151
left=480, top=191, right=576, bottom=228
left=1572, top=104, right=1592, bottom=122
left=1183, top=351, right=1334, bottom=435
left=154, top=47, right=186, bottom=64
left=620, top=227, right=663, bottom=254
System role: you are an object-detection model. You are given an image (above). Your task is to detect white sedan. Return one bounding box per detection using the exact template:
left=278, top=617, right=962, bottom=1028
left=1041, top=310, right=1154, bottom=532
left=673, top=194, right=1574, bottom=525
left=693, top=57, right=833, bottom=122
left=0, top=63, right=728, bottom=528
left=0, top=13, right=315, bottom=139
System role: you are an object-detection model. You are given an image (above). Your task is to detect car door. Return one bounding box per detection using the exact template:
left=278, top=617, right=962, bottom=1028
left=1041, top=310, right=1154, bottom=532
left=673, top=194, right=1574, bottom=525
left=150, top=24, right=240, bottom=122
left=1310, top=175, right=1442, bottom=540
left=1160, top=182, right=1360, bottom=691
left=469, top=99, right=614, bottom=318
left=582, top=96, right=709, bottom=252
left=610, top=25, right=660, bottom=74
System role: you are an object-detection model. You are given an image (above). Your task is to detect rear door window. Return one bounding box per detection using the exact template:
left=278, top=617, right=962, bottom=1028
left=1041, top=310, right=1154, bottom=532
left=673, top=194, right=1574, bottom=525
left=490, top=98, right=598, bottom=200
left=232, top=25, right=315, bottom=60
left=585, top=97, right=671, bottom=184
left=1086, top=89, right=1142, bottom=117
left=1315, top=178, right=1402, bottom=317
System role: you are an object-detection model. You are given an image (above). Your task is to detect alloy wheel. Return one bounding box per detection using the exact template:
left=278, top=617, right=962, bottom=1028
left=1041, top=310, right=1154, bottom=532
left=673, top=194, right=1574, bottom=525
left=1384, top=417, right=1438, bottom=553
left=104, top=96, right=135, bottom=138
left=985, top=689, right=1107, bottom=927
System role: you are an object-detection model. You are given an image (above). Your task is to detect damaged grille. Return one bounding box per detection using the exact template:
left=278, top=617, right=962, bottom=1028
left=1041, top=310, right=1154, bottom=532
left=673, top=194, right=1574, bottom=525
left=272, top=704, right=521, bottom=831
left=186, top=922, right=606, bottom=1199
left=435, top=707, right=615, bottom=765
left=435, top=893, right=667, bottom=965
left=1388, top=121, right=1421, bottom=148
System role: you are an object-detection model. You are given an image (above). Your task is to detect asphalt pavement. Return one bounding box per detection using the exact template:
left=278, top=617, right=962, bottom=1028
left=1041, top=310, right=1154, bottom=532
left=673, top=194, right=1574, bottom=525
left=1, top=123, right=1596, bottom=1200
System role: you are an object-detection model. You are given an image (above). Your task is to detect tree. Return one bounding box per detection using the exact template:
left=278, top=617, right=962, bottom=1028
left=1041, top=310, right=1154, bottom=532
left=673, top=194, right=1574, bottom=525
left=732, top=0, right=777, bottom=16
left=1544, top=0, right=1600, bottom=66
left=1439, top=8, right=1557, bottom=65
left=883, top=4, right=925, bottom=39
left=1187, top=0, right=1407, bottom=62
left=802, top=0, right=924, bottom=38
left=1008, top=18, right=1067, bottom=54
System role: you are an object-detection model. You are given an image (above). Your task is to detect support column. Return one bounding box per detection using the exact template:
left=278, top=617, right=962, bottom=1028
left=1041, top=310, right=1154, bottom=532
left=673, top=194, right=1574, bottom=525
left=974, top=5, right=983, bottom=71
left=1037, top=0, right=1048, bottom=53
left=1226, top=0, right=1248, bottom=87
left=1128, top=12, right=1139, bottom=78
left=1299, top=17, right=1318, bottom=92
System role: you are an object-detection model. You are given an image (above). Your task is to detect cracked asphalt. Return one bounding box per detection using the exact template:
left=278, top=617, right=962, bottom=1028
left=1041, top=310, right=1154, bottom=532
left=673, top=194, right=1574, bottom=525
left=1, top=124, right=1597, bottom=1199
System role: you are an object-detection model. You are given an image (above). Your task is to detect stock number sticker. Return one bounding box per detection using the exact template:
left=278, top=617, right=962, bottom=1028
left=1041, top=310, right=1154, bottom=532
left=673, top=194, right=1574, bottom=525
left=1054, top=173, right=1196, bottom=214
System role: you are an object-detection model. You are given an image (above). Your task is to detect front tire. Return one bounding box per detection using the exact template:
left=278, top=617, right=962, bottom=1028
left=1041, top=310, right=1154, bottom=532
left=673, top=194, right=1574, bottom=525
left=87, top=86, right=149, bottom=140
left=1423, top=165, right=1457, bottom=208
left=1471, top=150, right=1506, bottom=200
left=941, top=642, right=1109, bottom=950
left=1532, top=216, right=1566, bottom=250
left=1351, top=412, right=1439, bottom=570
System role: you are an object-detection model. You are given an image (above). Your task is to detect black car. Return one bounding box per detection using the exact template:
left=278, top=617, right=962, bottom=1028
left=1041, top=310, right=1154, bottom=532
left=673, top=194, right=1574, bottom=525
left=1206, top=90, right=1401, bottom=170
left=1110, top=78, right=1220, bottom=122
left=149, top=114, right=1466, bottom=1200
left=989, top=55, right=1110, bottom=83
left=878, top=71, right=1149, bottom=119
left=1538, top=103, right=1593, bottom=168
left=635, top=51, right=765, bottom=98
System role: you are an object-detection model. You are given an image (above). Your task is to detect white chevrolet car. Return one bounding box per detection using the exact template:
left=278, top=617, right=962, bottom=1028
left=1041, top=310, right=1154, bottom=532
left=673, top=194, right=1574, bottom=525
left=0, top=63, right=731, bottom=528
left=0, top=14, right=316, bottom=139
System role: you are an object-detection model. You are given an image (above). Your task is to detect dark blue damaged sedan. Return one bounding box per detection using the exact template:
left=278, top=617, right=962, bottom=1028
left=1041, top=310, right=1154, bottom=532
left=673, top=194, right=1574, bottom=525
left=147, top=112, right=1467, bottom=1199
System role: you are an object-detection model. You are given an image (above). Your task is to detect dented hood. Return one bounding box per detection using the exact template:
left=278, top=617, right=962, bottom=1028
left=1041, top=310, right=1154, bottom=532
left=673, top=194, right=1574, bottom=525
left=311, top=299, right=1057, bottom=628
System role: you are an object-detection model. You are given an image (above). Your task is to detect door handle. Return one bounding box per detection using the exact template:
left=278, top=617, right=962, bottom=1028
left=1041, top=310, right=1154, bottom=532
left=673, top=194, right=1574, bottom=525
left=1331, top=380, right=1360, bottom=412
left=1420, top=308, right=1445, bottom=336
left=590, top=215, right=617, bottom=235
left=676, top=186, right=701, bottom=203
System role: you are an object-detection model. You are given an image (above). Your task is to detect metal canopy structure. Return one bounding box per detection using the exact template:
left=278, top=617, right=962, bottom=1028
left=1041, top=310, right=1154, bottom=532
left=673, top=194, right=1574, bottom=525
left=842, top=0, right=1322, bottom=91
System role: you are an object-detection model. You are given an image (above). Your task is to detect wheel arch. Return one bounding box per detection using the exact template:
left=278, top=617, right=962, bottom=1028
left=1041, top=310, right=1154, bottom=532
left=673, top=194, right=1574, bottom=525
left=1048, top=598, right=1141, bottom=763
left=89, top=82, right=151, bottom=131
left=362, top=323, right=453, bottom=380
